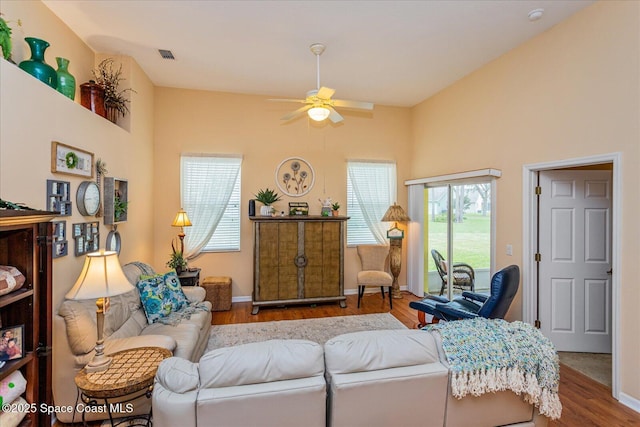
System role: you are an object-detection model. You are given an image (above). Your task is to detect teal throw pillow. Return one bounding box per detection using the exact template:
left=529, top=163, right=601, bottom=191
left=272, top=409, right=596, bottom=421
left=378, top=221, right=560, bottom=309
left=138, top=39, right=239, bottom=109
left=135, top=271, right=190, bottom=324
left=164, top=271, right=189, bottom=311
left=136, top=275, right=171, bottom=324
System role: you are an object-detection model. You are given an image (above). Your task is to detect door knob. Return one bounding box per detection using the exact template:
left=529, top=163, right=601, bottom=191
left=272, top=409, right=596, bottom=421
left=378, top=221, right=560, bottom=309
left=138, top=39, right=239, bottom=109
left=606, top=269, right=612, bottom=275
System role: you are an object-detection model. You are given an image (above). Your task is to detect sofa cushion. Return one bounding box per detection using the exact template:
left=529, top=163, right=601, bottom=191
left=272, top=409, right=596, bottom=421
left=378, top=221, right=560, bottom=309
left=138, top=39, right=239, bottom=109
left=57, top=299, right=97, bottom=355
left=324, top=329, right=440, bottom=374
left=141, top=322, right=200, bottom=360
left=199, top=339, right=324, bottom=388
left=104, top=289, right=142, bottom=338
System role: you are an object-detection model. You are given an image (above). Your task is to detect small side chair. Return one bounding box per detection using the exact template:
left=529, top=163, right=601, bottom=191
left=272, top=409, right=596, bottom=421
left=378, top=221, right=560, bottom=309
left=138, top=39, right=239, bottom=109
left=356, top=245, right=393, bottom=309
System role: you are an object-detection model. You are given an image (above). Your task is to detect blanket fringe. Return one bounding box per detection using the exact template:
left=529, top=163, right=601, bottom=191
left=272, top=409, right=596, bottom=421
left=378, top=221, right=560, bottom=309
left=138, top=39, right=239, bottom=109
left=452, top=367, right=561, bottom=420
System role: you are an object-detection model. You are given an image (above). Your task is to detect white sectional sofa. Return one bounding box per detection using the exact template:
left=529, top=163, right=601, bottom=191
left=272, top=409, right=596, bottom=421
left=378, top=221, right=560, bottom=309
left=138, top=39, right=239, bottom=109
left=53, top=261, right=212, bottom=423
left=152, top=329, right=549, bottom=427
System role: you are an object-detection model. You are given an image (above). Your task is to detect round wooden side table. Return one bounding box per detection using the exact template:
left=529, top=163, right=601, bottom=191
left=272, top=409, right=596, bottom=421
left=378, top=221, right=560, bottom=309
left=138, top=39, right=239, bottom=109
left=74, top=346, right=171, bottom=426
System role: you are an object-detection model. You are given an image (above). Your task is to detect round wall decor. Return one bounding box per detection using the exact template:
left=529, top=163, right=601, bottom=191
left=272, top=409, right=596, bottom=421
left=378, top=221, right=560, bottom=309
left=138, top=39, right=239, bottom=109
left=76, top=181, right=100, bottom=216
left=275, top=157, right=315, bottom=197
left=105, top=229, right=121, bottom=255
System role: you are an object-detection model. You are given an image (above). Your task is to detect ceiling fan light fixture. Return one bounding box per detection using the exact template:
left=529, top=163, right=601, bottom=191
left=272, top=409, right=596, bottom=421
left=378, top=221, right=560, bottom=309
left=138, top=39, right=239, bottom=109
left=308, top=106, right=330, bottom=121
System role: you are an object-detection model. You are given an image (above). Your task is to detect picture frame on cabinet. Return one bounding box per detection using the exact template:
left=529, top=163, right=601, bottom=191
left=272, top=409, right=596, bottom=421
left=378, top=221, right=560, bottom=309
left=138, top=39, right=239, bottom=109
left=51, top=141, right=94, bottom=178
left=52, top=220, right=68, bottom=258
left=0, top=324, right=24, bottom=362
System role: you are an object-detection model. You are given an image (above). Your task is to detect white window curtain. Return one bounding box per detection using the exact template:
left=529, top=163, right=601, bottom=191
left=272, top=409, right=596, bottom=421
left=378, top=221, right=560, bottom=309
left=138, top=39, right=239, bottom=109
left=181, top=155, right=242, bottom=259
left=347, top=161, right=396, bottom=245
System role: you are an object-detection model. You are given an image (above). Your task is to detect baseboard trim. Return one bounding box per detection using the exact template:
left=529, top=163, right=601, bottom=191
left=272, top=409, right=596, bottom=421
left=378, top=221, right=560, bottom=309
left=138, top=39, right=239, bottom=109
left=619, top=392, right=640, bottom=414
left=231, top=286, right=408, bottom=303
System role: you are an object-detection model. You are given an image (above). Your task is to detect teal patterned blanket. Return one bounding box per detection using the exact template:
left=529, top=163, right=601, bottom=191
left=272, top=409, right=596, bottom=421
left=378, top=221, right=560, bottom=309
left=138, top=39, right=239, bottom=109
left=427, top=318, right=562, bottom=420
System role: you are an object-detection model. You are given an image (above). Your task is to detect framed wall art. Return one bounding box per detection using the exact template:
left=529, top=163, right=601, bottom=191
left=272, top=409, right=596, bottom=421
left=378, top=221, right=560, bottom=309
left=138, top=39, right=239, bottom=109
left=275, top=157, right=315, bottom=197
left=51, top=141, right=94, bottom=178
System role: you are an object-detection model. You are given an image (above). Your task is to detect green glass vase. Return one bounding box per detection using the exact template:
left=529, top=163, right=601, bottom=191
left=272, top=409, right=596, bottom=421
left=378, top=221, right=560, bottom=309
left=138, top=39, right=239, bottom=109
left=18, top=37, right=57, bottom=89
left=55, top=57, right=76, bottom=100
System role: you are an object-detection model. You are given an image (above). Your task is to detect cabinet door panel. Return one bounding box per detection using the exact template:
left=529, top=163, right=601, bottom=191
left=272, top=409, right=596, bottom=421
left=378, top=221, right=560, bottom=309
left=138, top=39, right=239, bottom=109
left=278, top=222, right=298, bottom=299
left=304, top=222, right=325, bottom=298
left=257, top=223, right=279, bottom=301
left=322, top=222, right=341, bottom=296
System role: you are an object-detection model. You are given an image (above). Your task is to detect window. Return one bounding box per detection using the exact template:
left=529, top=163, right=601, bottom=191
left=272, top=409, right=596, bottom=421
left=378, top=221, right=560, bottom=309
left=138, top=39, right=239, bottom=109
left=180, top=155, right=242, bottom=255
left=346, top=161, right=396, bottom=246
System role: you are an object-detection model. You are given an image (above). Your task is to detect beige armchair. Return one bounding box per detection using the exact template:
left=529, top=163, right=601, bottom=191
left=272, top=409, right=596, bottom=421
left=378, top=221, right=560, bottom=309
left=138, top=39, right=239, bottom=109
left=356, top=245, right=393, bottom=309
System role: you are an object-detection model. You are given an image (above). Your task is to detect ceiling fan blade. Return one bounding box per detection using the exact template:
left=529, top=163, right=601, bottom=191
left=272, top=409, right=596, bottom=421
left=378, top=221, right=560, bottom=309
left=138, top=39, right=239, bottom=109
left=317, top=86, right=335, bottom=100
left=268, top=98, right=308, bottom=103
left=281, top=105, right=312, bottom=121
left=327, top=106, right=343, bottom=124
left=332, top=99, right=374, bottom=110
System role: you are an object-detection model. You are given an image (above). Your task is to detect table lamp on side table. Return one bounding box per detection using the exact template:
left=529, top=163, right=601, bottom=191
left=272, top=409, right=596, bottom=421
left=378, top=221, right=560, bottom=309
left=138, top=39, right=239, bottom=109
left=381, top=203, right=411, bottom=299
left=171, top=208, right=192, bottom=254
left=65, top=250, right=134, bottom=372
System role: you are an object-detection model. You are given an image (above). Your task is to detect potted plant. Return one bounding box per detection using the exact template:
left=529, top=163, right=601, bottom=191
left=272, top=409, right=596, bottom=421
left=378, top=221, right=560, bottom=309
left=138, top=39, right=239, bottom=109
left=254, top=188, right=282, bottom=216
left=167, top=239, right=187, bottom=274
left=0, top=15, right=13, bottom=62
left=91, top=58, right=136, bottom=123
left=331, top=202, right=340, bottom=216
left=114, top=192, right=128, bottom=222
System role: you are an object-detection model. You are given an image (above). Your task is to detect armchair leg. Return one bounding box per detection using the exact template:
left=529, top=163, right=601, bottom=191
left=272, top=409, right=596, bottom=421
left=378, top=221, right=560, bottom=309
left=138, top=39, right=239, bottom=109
left=388, top=287, right=393, bottom=310
left=380, top=286, right=385, bottom=300
left=357, top=286, right=363, bottom=308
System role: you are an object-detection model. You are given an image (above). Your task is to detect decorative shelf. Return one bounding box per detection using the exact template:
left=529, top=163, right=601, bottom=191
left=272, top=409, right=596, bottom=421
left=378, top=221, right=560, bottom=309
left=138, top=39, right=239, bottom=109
left=104, top=177, right=128, bottom=225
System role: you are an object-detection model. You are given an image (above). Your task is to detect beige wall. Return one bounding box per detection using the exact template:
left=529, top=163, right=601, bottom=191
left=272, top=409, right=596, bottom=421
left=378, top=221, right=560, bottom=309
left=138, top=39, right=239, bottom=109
left=153, top=87, right=412, bottom=298
left=410, top=1, right=639, bottom=401
left=0, top=2, right=156, bottom=312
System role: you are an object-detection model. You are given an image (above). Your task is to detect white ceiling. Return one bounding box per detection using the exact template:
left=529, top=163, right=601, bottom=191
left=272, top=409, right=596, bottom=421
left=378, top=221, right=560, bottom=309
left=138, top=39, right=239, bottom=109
left=42, top=0, right=594, bottom=107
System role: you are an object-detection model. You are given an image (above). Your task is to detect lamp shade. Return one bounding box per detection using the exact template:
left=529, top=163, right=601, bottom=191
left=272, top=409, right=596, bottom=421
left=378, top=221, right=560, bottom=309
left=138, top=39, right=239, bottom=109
left=66, top=250, right=134, bottom=300
left=308, top=106, right=330, bottom=122
left=381, top=203, right=411, bottom=222
left=172, top=209, right=192, bottom=228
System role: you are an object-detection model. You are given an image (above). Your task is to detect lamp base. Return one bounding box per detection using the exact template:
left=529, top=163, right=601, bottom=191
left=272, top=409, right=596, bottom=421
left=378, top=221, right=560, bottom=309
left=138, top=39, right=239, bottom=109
left=85, top=355, right=112, bottom=373
left=389, top=238, right=404, bottom=299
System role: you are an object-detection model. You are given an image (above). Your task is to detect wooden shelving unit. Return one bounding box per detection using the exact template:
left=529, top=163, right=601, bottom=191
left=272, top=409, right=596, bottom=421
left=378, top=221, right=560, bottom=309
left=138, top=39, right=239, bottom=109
left=0, top=210, right=56, bottom=427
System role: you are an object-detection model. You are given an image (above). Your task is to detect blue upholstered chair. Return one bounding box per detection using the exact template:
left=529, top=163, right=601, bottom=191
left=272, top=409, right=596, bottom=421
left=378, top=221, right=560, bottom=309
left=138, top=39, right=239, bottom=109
left=410, top=265, right=520, bottom=326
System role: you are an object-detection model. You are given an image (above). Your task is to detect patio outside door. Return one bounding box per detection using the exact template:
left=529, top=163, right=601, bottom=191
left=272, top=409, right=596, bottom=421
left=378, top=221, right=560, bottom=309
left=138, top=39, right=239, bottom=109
left=425, top=181, right=492, bottom=298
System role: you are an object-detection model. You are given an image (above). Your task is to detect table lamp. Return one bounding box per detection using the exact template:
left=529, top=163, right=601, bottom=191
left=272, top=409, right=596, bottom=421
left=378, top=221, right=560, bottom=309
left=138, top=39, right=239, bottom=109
left=65, top=250, right=134, bottom=372
left=171, top=208, right=192, bottom=254
left=381, top=203, right=411, bottom=299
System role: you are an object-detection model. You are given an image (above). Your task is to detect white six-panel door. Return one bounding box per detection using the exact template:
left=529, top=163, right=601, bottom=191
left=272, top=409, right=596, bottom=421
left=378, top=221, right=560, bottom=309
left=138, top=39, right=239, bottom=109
left=539, top=170, right=612, bottom=353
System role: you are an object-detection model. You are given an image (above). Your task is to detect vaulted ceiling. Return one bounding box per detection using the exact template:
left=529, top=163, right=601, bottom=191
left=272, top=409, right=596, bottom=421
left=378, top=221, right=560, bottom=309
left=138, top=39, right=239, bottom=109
left=43, top=1, right=594, bottom=107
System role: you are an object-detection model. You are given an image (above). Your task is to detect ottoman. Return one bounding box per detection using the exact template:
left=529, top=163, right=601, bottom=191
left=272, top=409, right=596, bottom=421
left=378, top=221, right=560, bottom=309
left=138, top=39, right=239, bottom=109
left=202, top=276, right=232, bottom=311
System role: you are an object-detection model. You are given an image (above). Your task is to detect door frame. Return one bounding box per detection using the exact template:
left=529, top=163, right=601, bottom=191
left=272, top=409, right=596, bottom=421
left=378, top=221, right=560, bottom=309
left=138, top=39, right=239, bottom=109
left=522, top=152, right=621, bottom=399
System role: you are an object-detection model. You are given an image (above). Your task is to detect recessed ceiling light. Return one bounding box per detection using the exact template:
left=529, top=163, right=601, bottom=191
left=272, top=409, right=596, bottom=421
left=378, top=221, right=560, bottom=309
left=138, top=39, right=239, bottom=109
left=528, top=8, right=544, bottom=22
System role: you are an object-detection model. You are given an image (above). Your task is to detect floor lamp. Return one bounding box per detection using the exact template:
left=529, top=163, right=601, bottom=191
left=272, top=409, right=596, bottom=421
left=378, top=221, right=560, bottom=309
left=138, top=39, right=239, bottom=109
left=65, top=250, right=134, bottom=372
left=382, top=203, right=411, bottom=299
left=171, top=208, right=192, bottom=254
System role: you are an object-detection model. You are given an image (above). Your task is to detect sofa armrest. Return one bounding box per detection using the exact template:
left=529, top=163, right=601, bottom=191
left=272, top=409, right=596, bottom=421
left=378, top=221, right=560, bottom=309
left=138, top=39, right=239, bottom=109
left=153, top=358, right=199, bottom=427
left=182, top=286, right=205, bottom=303
left=105, top=334, right=177, bottom=355
left=461, top=291, right=489, bottom=303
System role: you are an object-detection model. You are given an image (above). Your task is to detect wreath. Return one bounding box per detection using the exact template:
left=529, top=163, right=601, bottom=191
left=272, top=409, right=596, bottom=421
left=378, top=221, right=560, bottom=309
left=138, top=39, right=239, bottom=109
left=65, top=152, right=78, bottom=169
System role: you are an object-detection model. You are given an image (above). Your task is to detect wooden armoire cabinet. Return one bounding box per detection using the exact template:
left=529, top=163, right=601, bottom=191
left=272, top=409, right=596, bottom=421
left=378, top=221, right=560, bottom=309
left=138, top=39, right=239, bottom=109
left=250, top=216, right=348, bottom=314
left=0, top=211, right=55, bottom=427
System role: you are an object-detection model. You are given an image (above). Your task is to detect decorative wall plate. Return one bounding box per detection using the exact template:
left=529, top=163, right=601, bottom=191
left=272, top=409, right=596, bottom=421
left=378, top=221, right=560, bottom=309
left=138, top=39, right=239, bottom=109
left=106, top=229, right=121, bottom=255
left=275, top=157, right=315, bottom=197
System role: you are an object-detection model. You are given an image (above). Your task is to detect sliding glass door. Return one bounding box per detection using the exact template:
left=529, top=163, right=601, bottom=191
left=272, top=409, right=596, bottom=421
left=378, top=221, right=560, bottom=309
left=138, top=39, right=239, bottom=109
left=425, top=181, right=493, bottom=298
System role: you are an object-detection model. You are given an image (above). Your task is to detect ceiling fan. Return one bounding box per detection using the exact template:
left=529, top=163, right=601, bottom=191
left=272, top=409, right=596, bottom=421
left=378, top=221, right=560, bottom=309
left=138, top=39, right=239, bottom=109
left=270, top=43, right=374, bottom=124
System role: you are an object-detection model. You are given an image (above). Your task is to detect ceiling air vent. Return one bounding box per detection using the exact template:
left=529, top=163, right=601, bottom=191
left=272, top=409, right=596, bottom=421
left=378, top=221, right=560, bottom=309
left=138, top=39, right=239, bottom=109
left=158, top=49, right=175, bottom=60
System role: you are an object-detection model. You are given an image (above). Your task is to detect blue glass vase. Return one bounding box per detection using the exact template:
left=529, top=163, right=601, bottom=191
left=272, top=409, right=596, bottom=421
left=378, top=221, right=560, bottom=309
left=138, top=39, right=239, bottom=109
left=18, top=37, right=57, bottom=89
left=55, top=57, right=76, bottom=100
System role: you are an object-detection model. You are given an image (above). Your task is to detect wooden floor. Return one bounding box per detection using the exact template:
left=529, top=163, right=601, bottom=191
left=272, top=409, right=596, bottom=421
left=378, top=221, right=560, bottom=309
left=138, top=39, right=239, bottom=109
left=214, top=291, right=640, bottom=427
